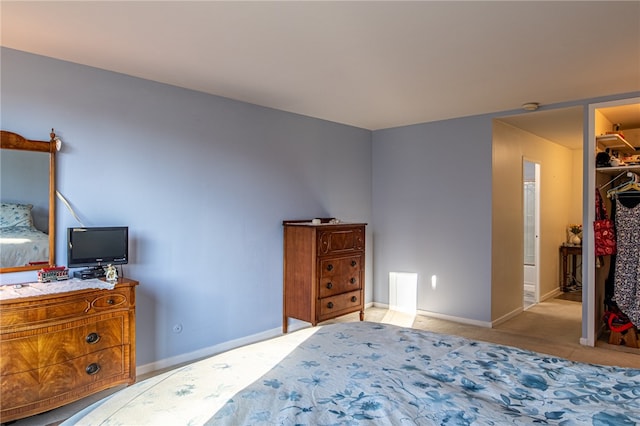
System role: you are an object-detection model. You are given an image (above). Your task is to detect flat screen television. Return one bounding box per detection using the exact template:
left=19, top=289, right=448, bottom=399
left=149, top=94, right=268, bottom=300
left=67, top=227, right=128, bottom=277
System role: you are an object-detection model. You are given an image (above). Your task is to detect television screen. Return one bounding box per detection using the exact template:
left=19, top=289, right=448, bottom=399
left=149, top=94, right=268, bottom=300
left=67, top=226, right=129, bottom=269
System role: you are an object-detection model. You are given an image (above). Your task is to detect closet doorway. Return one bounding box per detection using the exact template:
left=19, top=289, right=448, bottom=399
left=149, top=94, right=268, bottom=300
left=523, top=159, right=540, bottom=309
left=586, top=98, right=640, bottom=347
left=493, top=105, right=583, bottom=344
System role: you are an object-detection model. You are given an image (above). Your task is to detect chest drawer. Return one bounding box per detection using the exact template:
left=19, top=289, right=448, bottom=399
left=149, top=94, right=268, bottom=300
left=1, top=314, right=127, bottom=375
left=318, top=255, right=362, bottom=298
left=317, top=289, right=362, bottom=321
left=317, top=226, right=365, bottom=256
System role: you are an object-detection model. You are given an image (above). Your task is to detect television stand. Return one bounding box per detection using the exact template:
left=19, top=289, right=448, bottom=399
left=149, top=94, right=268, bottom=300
left=73, top=266, right=106, bottom=280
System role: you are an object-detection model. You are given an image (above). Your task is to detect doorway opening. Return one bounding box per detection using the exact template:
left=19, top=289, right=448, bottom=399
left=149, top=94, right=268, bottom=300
left=493, top=105, right=584, bottom=347
left=523, top=159, right=540, bottom=309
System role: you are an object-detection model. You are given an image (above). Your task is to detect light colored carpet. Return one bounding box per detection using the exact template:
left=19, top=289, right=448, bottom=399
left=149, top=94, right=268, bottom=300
left=6, top=298, right=638, bottom=426
left=556, top=288, right=582, bottom=302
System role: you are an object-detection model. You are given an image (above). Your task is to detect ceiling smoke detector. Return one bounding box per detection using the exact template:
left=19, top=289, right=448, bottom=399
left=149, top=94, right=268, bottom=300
left=522, top=102, right=540, bottom=111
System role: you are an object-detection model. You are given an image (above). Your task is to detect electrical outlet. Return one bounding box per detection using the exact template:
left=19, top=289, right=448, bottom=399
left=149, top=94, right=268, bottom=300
left=172, top=323, right=183, bottom=334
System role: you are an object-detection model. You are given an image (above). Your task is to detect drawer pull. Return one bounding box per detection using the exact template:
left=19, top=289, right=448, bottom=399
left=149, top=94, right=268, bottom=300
left=326, top=282, right=333, bottom=289
left=351, top=260, right=357, bottom=267
left=351, top=296, right=357, bottom=303
left=350, top=277, right=356, bottom=284
left=85, top=332, right=101, bottom=344
left=327, top=302, right=334, bottom=309
left=85, top=363, right=101, bottom=375
left=107, top=299, right=115, bottom=305
left=326, top=264, right=333, bottom=271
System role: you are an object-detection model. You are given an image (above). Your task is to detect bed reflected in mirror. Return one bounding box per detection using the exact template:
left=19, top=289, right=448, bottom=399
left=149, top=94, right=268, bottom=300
left=0, top=130, right=56, bottom=273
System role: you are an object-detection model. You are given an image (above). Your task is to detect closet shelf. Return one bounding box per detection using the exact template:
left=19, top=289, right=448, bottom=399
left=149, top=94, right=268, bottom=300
left=596, top=165, right=640, bottom=176
left=596, top=134, right=636, bottom=154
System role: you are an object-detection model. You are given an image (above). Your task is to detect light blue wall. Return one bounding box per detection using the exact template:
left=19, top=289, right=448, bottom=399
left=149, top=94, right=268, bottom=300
left=3, top=46, right=639, bottom=368
left=372, top=116, right=494, bottom=322
left=371, top=93, right=640, bottom=328
left=0, top=48, right=372, bottom=366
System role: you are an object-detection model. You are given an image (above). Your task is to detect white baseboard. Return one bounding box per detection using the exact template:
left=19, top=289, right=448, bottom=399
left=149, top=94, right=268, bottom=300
left=143, top=293, right=573, bottom=375
left=136, top=325, right=286, bottom=377
left=373, top=302, right=492, bottom=328
left=417, top=308, right=493, bottom=328
left=138, top=302, right=378, bottom=377
left=141, top=300, right=539, bottom=376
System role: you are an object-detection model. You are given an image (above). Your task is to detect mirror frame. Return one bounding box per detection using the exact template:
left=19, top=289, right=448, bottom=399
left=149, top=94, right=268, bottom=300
left=0, top=130, right=57, bottom=273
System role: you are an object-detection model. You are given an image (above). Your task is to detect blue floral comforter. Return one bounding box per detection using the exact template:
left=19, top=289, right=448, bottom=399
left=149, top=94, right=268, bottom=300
left=211, top=322, right=640, bottom=425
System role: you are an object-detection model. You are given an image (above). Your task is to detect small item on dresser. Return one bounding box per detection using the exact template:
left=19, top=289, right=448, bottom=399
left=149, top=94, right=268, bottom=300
left=105, top=264, right=118, bottom=283
left=311, top=218, right=321, bottom=225
left=37, top=266, right=69, bottom=283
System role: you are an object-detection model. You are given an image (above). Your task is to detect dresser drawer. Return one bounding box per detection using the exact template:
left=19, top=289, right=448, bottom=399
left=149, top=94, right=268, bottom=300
left=0, top=297, right=89, bottom=328
left=317, top=226, right=365, bottom=256
left=1, top=345, right=126, bottom=409
left=1, top=315, right=126, bottom=375
left=318, top=255, right=362, bottom=298
left=91, top=293, right=129, bottom=309
left=317, top=290, right=363, bottom=321
left=0, top=288, right=133, bottom=330
left=0, top=369, right=39, bottom=409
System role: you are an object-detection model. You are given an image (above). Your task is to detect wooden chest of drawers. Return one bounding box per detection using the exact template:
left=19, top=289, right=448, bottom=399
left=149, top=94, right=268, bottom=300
left=0, top=278, right=137, bottom=423
left=283, top=220, right=366, bottom=333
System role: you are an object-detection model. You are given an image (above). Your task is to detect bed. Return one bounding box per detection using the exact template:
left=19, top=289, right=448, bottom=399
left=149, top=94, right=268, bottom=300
left=63, top=321, right=640, bottom=425
left=0, top=202, right=49, bottom=268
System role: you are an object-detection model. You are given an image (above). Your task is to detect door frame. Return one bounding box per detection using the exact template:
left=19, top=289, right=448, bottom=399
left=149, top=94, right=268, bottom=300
left=584, top=96, right=640, bottom=346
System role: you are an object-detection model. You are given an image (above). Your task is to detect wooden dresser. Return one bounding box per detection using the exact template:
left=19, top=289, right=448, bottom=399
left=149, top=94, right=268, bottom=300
left=0, top=277, right=137, bottom=423
left=283, top=220, right=366, bottom=333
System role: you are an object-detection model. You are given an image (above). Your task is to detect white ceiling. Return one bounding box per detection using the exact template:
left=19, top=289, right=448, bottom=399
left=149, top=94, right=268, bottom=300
left=1, top=1, right=639, bottom=139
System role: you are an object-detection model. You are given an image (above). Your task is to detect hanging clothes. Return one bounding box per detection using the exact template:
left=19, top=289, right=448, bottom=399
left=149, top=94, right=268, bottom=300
left=613, top=197, right=640, bottom=327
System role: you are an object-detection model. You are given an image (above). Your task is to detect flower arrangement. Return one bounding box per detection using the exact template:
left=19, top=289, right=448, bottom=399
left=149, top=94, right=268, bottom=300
left=567, top=224, right=582, bottom=244
left=569, top=224, right=582, bottom=236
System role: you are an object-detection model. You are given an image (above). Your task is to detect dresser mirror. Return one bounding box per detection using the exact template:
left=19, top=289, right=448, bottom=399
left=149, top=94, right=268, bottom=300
left=0, top=130, right=57, bottom=273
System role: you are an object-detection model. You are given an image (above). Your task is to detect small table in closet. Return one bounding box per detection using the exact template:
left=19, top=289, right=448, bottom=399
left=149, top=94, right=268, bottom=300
left=559, top=244, right=582, bottom=292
